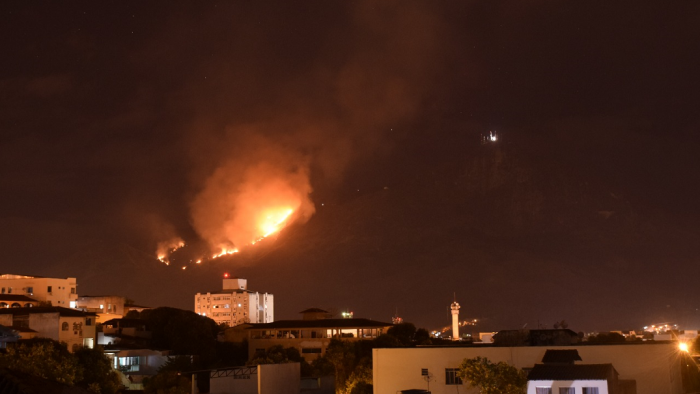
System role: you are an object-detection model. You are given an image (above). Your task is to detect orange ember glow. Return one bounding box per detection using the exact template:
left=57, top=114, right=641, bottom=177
left=212, top=248, right=239, bottom=259
left=224, top=273, right=230, bottom=278
left=156, top=238, right=185, bottom=265
left=258, top=208, right=294, bottom=239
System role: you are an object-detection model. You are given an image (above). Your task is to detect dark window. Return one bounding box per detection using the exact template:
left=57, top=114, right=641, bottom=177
left=62, top=322, right=69, bottom=331
left=445, top=368, right=462, bottom=385
left=559, top=388, right=575, bottom=394
left=26, top=287, right=33, bottom=294
left=583, top=388, right=599, bottom=394
left=536, top=388, right=552, bottom=394
left=47, top=286, right=52, bottom=293
left=301, top=348, right=322, bottom=354
left=421, top=368, right=429, bottom=376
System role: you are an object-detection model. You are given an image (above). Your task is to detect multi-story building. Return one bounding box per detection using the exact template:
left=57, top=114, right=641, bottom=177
left=0, top=294, right=39, bottom=308
left=0, top=274, right=78, bottom=308
left=246, top=308, right=393, bottom=361
left=76, top=295, right=126, bottom=323
left=373, top=342, right=686, bottom=394
left=194, top=276, right=273, bottom=327
left=0, top=306, right=96, bottom=351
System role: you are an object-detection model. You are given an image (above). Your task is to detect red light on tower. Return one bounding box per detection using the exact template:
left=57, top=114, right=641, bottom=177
left=223, top=272, right=230, bottom=278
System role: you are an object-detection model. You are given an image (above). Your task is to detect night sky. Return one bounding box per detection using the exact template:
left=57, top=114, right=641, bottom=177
left=2, top=2, right=700, bottom=333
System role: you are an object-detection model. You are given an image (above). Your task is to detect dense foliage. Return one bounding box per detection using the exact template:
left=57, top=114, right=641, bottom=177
left=458, top=356, right=527, bottom=394
left=0, top=339, right=122, bottom=393
left=141, top=307, right=219, bottom=366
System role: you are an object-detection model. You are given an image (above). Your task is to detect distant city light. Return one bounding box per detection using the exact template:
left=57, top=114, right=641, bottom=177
left=679, top=342, right=689, bottom=352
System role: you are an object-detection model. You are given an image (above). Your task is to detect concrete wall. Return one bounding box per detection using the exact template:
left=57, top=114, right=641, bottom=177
left=28, top=312, right=60, bottom=341
left=259, top=363, right=299, bottom=394
left=76, top=296, right=125, bottom=316
left=0, top=316, right=12, bottom=326
left=373, top=344, right=683, bottom=394
left=206, top=363, right=300, bottom=394
left=56, top=315, right=86, bottom=350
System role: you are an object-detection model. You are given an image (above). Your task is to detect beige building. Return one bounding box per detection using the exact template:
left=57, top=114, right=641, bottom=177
left=76, top=295, right=126, bottom=323
left=195, top=277, right=273, bottom=327
left=0, top=306, right=96, bottom=351
left=0, top=294, right=39, bottom=308
left=0, top=274, right=77, bottom=308
left=373, top=343, right=686, bottom=394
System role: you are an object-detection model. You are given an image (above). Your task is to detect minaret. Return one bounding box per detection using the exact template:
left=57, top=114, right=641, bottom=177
left=451, top=295, right=460, bottom=341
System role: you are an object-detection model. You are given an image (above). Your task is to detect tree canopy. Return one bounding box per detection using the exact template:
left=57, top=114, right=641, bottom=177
left=0, top=339, right=123, bottom=393
left=0, top=339, right=82, bottom=385
left=142, top=307, right=219, bottom=366
left=458, top=356, right=527, bottom=394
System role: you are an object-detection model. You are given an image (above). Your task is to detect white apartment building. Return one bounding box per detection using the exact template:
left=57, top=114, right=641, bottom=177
left=194, top=277, right=273, bottom=327
left=0, top=274, right=78, bottom=308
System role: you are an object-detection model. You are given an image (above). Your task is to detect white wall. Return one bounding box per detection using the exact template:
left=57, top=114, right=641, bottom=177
left=527, top=380, right=608, bottom=394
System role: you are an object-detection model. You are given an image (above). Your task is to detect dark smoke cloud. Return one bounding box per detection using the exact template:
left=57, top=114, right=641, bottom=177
left=138, top=1, right=451, bottom=255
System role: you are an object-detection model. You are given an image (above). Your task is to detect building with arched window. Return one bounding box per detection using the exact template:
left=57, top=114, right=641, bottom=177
left=0, top=294, right=39, bottom=308
left=0, top=274, right=77, bottom=308
left=0, top=307, right=96, bottom=351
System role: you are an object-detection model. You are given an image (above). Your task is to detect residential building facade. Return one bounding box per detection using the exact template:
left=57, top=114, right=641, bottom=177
left=246, top=309, right=393, bottom=361
left=0, top=274, right=78, bottom=308
left=194, top=277, right=273, bottom=327
left=0, top=307, right=96, bottom=351
left=0, top=294, right=39, bottom=308
left=373, top=343, right=685, bottom=394
left=104, top=348, right=172, bottom=390
left=76, top=295, right=126, bottom=323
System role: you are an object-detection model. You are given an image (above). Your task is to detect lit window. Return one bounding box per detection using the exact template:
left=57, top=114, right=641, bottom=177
left=445, top=368, right=462, bottom=385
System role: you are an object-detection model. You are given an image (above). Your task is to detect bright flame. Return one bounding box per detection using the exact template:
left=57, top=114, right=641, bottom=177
left=259, top=208, right=294, bottom=238
left=156, top=237, right=185, bottom=265
left=212, top=248, right=239, bottom=259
